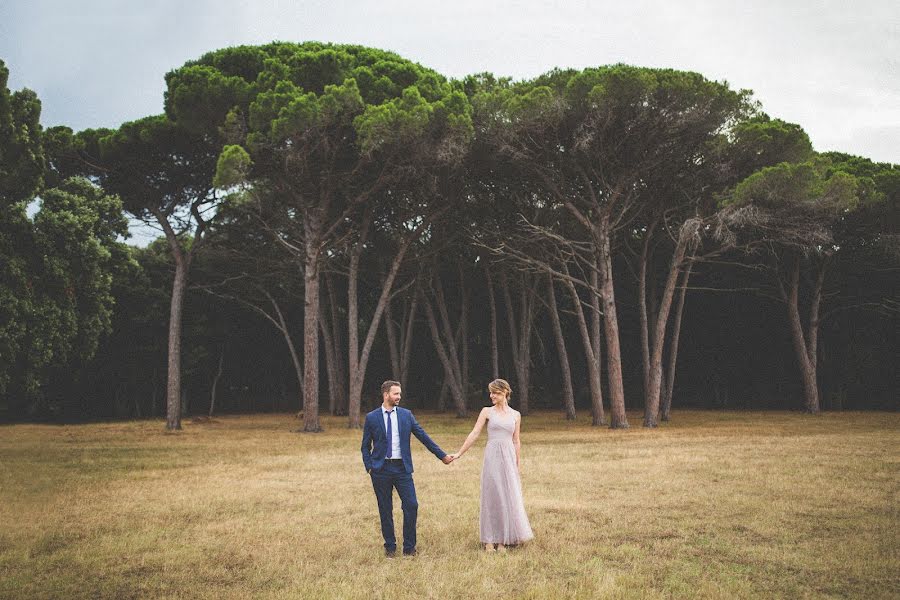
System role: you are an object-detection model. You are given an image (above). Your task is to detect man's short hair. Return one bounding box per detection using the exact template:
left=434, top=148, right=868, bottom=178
left=381, top=380, right=401, bottom=396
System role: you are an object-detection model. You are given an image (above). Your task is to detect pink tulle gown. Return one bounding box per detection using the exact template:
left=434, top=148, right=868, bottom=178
left=479, top=406, right=534, bottom=545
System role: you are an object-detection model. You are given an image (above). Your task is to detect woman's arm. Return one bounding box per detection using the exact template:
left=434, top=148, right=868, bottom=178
left=513, top=411, right=522, bottom=471
left=451, top=407, right=489, bottom=458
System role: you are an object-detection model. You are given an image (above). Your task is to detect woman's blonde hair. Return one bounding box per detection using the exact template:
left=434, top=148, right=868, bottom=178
left=488, top=378, right=512, bottom=400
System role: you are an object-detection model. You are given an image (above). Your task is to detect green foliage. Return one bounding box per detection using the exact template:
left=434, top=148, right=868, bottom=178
left=165, top=64, right=252, bottom=134
left=478, top=64, right=750, bottom=231
left=167, top=42, right=471, bottom=168
left=0, top=203, right=33, bottom=394
left=33, top=179, right=127, bottom=359
left=720, top=157, right=872, bottom=254
left=0, top=59, right=44, bottom=205
left=90, top=115, right=218, bottom=218
left=506, top=85, right=561, bottom=130
left=166, top=42, right=443, bottom=133
left=0, top=61, right=133, bottom=407
left=819, top=153, right=899, bottom=261
left=213, top=144, right=252, bottom=188
left=822, top=151, right=898, bottom=207
left=6, top=45, right=897, bottom=421
left=728, top=160, right=861, bottom=215
left=355, top=86, right=433, bottom=155
left=727, top=115, right=814, bottom=178
left=1, top=178, right=129, bottom=401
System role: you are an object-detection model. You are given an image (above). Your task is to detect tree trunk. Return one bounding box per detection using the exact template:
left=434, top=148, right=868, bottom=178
left=638, top=218, right=658, bottom=412
left=590, top=261, right=602, bottom=394
left=563, top=264, right=605, bottom=426
left=806, top=259, right=826, bottom=411
left=437, top=380, right=449, bottom=412
left=325, top=275, right=346, bottom=415
left=424, top=292, right=467, bottom=417
left=320, top=307, right=340, bottom=416
left=486, top=267, right=500, bottom=380
left=347, top=223, right=430, bottom=428
left=348, top=266, right=404, bottom=426
left=164, top=253, right=189, bottom=431
left=386, top=281, right=421, bottom=395
left=346, top=212, right=369, bottom=428
left=547, top=275, right=576, bottom=419
left=385, top=300, right=401, bottom=381
left=151, top=366, right=159, bottom=418
left=661, top=260, right=692, bottom=421
left=302, top=235, right=322, bottom=432
left=597, top=222, right=628, bottom=428
left=783, top=255, right=823, bottom=414
left=180, top=384, right=189, bottom=419
left=459, top=265, right=471, bottom=408
left=444, top=275, right=470, bottom=416
left=398, top=282, right=420, bottom=394
left=644, top=233, right=689, bottom=427
left=151, top=201, right=210, bottom=431
left=209, top=346, right=224, bottom=417
left=502, top=273, right=535, bottom=415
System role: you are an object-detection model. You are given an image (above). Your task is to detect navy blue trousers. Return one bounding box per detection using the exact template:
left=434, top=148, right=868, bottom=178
left=370, top=460, right=418, bottom=552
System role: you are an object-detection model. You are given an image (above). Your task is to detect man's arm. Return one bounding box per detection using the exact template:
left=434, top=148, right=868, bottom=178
left=361, top=416, right=374, bottom=473
left=409, top=412, right=449, bottom=461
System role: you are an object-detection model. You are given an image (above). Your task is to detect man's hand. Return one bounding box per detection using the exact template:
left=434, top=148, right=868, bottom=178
left=441, top=455, right=454, bottom=465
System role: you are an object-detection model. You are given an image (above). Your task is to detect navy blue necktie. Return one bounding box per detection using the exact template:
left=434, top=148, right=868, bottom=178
left=385, top=410, right=393, bottom=459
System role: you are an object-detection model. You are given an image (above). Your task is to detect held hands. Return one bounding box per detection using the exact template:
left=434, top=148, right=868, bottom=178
left=443, top=452, right=464, bottom=464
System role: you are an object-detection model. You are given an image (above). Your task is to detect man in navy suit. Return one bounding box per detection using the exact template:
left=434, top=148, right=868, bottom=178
left=361, top=380, right=453, bottom=557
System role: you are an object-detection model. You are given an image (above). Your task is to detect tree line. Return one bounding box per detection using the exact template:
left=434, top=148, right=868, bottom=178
left=1, top=43, right=896, bottom=429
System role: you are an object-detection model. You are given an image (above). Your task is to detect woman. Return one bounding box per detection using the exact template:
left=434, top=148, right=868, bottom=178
left=449, top=379, right=534, bottom=551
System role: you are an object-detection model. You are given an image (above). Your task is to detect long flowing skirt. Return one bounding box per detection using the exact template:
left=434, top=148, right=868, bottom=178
left=479, top=439, right=534, bottom=544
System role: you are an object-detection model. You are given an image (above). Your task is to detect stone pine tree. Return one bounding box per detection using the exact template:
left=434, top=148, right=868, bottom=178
left=480, top=66, right=747, bottom=427
left=194, top=43, right=472, bottom=431
left=718, top=158, right=870, bottom=413
left=57, top=116, right=221, bottom=430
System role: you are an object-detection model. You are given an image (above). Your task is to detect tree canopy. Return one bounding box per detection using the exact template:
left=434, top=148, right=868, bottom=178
left=2, top=46, right=896, bottom=426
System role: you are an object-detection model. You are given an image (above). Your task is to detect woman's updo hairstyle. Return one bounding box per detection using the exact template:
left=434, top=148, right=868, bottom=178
left=488, top=379, right=512, bottom=400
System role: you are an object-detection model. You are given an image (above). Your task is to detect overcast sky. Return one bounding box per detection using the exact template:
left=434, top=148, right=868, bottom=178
left=2, top=0, right=898, bottom=163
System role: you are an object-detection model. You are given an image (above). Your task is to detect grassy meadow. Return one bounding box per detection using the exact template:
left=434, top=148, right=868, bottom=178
left=0, top=409, right=898, bottom=599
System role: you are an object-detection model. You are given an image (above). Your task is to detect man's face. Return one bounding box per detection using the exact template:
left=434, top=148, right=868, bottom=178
left=383, top=386, right=402, bottom=407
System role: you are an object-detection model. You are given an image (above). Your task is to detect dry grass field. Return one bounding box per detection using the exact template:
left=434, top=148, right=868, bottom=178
left=1, top=410, right=898, bottom=599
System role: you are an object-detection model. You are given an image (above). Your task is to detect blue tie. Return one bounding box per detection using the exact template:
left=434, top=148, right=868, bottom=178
left=385, top=410, right=393, bottom=459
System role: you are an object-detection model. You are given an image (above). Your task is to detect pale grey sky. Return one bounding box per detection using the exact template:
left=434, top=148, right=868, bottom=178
left=2, top=0, right=898, bottom=163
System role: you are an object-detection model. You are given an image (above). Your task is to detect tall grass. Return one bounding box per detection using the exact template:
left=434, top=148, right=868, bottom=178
left=1, top=410, right=897, bottom=599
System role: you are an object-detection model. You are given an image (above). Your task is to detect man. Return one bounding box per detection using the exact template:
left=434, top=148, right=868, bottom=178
left=361, top=380, right=453, bottom=557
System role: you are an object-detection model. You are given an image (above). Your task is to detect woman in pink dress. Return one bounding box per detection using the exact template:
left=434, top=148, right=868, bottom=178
left=450, top=379, right=534, bottom=551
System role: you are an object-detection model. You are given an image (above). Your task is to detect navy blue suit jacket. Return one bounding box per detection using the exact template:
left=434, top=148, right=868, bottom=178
left=361, top=407, right=446, bottom=474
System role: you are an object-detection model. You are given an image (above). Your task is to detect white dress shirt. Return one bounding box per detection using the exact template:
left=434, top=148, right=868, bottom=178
left=381, top=406, right=401, bottom=459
